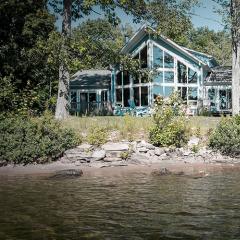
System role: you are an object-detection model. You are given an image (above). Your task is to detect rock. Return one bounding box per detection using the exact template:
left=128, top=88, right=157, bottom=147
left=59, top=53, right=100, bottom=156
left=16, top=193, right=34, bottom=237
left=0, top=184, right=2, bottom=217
left=138, top=147, right=148, bottom=153
left=188, top=137, right=200, bottom=147
left=152, top=168, right=172, bottom=176
left=152, top=168, right=185, bottom=176
left=154, top=148, right=165, bottom=156
left=106, top=151, right=123, bottom=158
left=129, top=153, right=150, bottom=163
left=137, top=140, right=155, bottom=150
left=183, top=150, right=192, bottom=156
left=103, top=157, right=122, bottom=162
left=64, top=148, right=92, bottom=162
left=49, top=169, right=83, bottom=179
left=77, top=144, right=93, bottom=152
left=91, top=150, right=106, bottom=160
left=102, top=143, right=129, bottom=152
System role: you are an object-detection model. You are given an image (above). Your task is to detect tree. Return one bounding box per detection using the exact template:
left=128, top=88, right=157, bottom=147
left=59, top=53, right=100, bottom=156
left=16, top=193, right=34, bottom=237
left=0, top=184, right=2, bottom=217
left=50, top=0, right=147, bottom=120
left=187, top=27, right=232, bottom=66
left=230, top=0, right=240, bottom=115
left=0, top=0, right=56, bottom=114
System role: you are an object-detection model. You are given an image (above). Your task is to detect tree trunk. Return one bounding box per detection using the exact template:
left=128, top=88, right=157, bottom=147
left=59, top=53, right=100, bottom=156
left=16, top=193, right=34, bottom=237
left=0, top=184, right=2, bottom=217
left=55, top=0, right=72, bottom=120
left=231, top=0, right=240, bottom=115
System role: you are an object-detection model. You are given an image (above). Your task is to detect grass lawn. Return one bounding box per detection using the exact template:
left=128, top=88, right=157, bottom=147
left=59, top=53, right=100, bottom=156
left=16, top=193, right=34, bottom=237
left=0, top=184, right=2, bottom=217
left=64, top=115, right=221, bottom=142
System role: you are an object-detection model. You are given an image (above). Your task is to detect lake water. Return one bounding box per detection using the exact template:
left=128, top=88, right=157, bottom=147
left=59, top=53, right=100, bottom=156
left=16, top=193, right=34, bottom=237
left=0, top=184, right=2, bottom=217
left=0, top=172, right=240, bottom=240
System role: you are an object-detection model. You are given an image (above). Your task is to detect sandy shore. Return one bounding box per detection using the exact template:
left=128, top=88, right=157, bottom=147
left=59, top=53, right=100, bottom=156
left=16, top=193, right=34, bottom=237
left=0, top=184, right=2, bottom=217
left=1, top=160, right=240, bottom=178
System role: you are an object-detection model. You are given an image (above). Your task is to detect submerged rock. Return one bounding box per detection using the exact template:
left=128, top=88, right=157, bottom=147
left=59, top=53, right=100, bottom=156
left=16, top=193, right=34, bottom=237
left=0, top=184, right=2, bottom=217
left=152, top=168, right=185, bottom=176
left=49, top=169, right=83, bottom=179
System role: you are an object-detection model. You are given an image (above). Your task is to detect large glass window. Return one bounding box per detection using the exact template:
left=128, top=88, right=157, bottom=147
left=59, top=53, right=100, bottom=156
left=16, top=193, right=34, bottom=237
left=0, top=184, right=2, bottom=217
left=188, top=68, right=198, bottom=84
left=165, top=87, right=174, bottom=97
left=123, top=88, right=130, bottom=107
left=133, top=87, right=140, bottom=106
left=141, top=87, right=148, bottom=106
left=219, top=89, right=227, bottom=110
left=188, top=87, right=198, bottom=101
left=154, top=72, right=163, bottom=84
left=140, top=46, right=148, bottom=68
left=153, top=86, right=164, bottom=99
left=177, top=62, right=187, bottom=83
left=164, top=52, right=174, bottom=68
left=116, top=88, right=122, bottom=104
left=165, top=71, right=174, bottom=83
left=153, top=45, right=163, bottom=68
left=178, top=87, right=187, bottom=101
left=123, top=71, right=130, bottom=85
left=116, top=72, right=122, bottom=86
left=208, top=89, right=216, bottom=107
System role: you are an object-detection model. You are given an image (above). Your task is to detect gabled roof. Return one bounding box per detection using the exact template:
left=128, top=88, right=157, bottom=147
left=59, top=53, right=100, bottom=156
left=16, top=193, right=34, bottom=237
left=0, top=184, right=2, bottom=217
left=70, top=69, right=111, bottom=89
left=121, top=24, right=208, bottom=67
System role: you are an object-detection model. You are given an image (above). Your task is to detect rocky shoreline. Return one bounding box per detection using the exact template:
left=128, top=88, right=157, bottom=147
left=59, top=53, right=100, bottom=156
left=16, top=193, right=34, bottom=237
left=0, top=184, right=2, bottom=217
left=1, top=139, right=240, bottom=177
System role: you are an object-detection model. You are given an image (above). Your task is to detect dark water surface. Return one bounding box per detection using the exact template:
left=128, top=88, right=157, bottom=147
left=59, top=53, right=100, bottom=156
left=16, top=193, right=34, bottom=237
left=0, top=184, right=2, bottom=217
left=1, top=172, right=240, bottom=240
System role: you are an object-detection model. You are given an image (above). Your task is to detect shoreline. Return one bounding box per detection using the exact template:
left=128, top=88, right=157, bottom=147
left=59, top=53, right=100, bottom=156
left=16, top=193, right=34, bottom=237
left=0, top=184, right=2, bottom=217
left=1, top=160, right=240, bottom=178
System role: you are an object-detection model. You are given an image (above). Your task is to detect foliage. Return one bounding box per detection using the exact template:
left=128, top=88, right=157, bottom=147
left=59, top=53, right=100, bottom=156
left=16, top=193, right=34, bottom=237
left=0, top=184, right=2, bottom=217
left=187, top=27, right=232, bottom=66
left=149, top=93, right=189, bottom=147
left=209, top=115, right=240, bottom=156
left=0, top=0, right=58, bottom=114
left=0, top=112, right=81, bottom=165
left=87, top=125, right=108, bottom=146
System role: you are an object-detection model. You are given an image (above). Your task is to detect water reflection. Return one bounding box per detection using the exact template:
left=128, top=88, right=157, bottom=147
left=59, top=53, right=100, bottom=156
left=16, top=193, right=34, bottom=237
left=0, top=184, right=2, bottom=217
left=0, top=173, right=240, bottom=239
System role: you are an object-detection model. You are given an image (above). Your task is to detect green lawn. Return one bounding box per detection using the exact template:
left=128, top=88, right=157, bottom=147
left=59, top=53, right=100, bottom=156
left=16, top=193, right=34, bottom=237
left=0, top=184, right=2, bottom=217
left=63, top=116, right=221, bottom=142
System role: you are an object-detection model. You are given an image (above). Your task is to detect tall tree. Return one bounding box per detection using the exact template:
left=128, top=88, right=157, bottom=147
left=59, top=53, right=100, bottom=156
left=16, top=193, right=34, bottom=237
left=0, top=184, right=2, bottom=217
left=230, top=0, right=240, bottom=115
left=50, top=0, right=146, bottom=120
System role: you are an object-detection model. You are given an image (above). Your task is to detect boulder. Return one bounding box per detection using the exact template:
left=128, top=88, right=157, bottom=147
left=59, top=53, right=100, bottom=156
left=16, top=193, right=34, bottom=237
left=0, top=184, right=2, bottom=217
left=137, top=140, right=155, bottom=150
left=103, top=157, right=122, bottom=162
left=138, top=147, right=148, bottom=153
left=188, top=137, right=200, bottom=147
left=152, top=168, right=185, bottom=176
left=49, top=169, right=83, bottom=179
left=102, top=143, right=129, bottom=152
left=91, top=150, right=106, bottom=160
left=154, top=148, right=165, bottom=156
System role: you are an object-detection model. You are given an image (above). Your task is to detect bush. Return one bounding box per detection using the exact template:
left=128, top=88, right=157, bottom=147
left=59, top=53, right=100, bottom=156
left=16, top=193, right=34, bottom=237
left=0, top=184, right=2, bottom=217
left=209, top=116, right=240, bottom=156
left=149, top=93, right=189, bottom=147
left=0, top=113, right=81, bottom=165
left=87, top=125, right=108, bottom=146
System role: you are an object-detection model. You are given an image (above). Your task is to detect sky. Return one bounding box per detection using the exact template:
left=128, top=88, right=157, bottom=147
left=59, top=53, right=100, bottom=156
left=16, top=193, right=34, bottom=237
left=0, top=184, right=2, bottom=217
left=55, top=0, right=225, bottom=32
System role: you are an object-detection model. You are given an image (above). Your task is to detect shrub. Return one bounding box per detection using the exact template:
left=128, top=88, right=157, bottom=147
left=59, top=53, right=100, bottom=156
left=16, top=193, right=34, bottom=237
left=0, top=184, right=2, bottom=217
left=87, top=125, right=108, bottom=146
left=0, top=113, right=81, bottom=165
left=149, top=93, right=189, bottom=147
left=209, top=116, right=240, bottom=156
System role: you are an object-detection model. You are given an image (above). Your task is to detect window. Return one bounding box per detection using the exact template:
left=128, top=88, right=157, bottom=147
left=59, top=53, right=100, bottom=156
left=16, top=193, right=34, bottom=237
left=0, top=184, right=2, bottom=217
left=208, top=89, right=216, bottom=107
left=140, top=74, right=148, bottom=84
left=133, top=87, right=140, bottom=106
left=188, top=87, right=198, bottom=101
left=101, top=91, right=108, bottom=102
left=153, top=86, right=164, bottom=99
left=178, top=87, right=187, bottom=101
left=153, top=45, right=163, bottom=68
left=154, top=72, right=163, bottom=84
left=141, top=87, right=148, bottom=106
left=116, top=88, right=122, bottom=103
left=116, top=72, right=122, bottom=86
left=89, top=93, right=96, bottom=102
left=165, top=87, right=174, bottom=97
left=140, top=46, right=148, bottom=68
left=123, top=71, right=130, bottom=85
left=164, top=52, right=174, bottom=68
left=71, top=91, right=77, bottom=103
left=165, top=71, right=174, bottom=83
left=188, top=68, right=198, bottom=84
left=123, top=88, right=130, bottom=107
left=133, top=74, right=139, bottom=84
left=177, top=62, right=187, bottom=83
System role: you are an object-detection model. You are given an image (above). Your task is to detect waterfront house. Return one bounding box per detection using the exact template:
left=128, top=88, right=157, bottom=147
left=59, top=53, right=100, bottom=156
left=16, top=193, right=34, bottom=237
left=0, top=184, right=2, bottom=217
left=70, top=24, right=232, bottom=115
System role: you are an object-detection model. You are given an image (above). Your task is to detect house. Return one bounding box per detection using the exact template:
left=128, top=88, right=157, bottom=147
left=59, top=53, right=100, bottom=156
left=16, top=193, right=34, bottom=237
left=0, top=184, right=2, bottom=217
left=70, top=25, right=232, bottom=115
